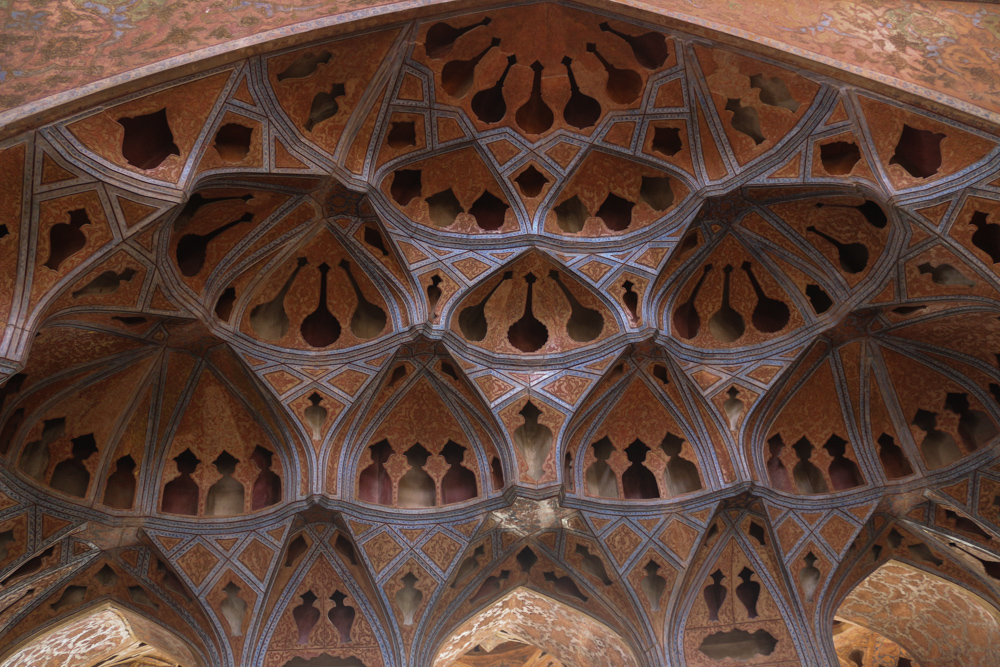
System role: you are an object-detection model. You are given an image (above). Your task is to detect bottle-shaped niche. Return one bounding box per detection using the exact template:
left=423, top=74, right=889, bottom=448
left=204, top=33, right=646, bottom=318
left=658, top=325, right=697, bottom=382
left=458, top=270, right=513, bottom=341
left=513, top=401, right=553, bottom=481
left=673, top=265, right=712, bottom=339
left=472, top=54, right=516, bottom=124
left=708, top=265, right=745, bottom=343
left=507, top=272, right=549, bottom=352
left=300, top=262, right=341, bottom=348
left=174, top=193, right=253, bottom=231
left=276, top=51, right=332, bottom=82
left=304, top=393, right=327, bottom=440
left=206, top=452, right=245, bottom=516
left=970, top=210, right=1000, bottom=263
left=703, top=570, right=727, bottom=621
left=586, top=43, right=642, bottom=104
left=621, top=279, right=639, bottom=322
left=815, top=200, right=887, bottom=229
left=424, top=17, right=492, bottom=59
left=515, top=61, right=554, bottom=135
left=548, top=269, right=604, bottom=342
left=72, top=268, right=138, bottom=298
left=176, top=211, right=254, bottom=277
left=396, top=573, right=422, bottom=625
left=741, top=261, right=789, bottom=333
left=328, top=591, right=356, bottom=642
left=250, top=257, right=308, bottom=341
left=806, top=226, right=868, bottom=274
left=441, top=37, right=500, bottom=98
left=561, top=56, right=601, bottom=129
left=598, top=22, right=669, bottom=69
left=339, top=259, right=387, bottom=339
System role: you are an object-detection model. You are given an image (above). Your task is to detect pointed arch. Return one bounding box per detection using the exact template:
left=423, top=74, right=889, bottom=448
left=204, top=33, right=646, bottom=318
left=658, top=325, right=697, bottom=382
left=564, top=351, right=726, bottom=500
left=250, top=521, right=397, bottom=667
left=0, top=602, right=207, bottom=667
left=447, top=250, right=624, bottom=357
left=431, top=587, right=642, bottom=667
left=333, top=345, right=508, bottom=507
left=834, top=559, right=1000, bottom=666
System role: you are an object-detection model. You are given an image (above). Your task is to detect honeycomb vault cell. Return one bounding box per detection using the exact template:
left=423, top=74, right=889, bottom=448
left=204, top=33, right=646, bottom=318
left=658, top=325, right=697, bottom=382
left=3, top=1, right=1000, bottom=666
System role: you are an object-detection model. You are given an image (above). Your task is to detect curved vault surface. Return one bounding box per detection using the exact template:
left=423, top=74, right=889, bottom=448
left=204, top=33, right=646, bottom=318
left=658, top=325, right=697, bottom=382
left=1, top=1, right=1000, bottom=666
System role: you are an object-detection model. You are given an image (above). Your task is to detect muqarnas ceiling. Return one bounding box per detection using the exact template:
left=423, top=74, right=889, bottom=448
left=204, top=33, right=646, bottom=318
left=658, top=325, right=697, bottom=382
left=1, top=2, right=1000, bottom=667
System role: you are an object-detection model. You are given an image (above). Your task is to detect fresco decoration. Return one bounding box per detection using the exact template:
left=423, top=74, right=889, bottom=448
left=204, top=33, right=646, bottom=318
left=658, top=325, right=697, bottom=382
left=2, top=1, right=1000, bottom=666
left=2, top=0, right=1000, bottom=131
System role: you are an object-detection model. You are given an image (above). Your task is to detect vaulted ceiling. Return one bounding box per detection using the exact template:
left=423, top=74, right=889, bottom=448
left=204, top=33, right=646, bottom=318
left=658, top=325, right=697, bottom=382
left=1, top=2, right=1000, bottom=666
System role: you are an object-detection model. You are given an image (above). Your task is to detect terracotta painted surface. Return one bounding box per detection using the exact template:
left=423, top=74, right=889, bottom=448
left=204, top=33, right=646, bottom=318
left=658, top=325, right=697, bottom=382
left=2, top=0, right=1000, bottom=126
left=0, top=2, right=999, bottom=666
left=839, top=561, right=1000, bottom=666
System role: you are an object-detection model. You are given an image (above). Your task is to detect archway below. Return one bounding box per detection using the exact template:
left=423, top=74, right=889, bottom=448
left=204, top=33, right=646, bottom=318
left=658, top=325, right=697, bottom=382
left=832, top=620, right=918, bottom=667
left=433, top=587, right=639, bottom=667
left=0, top=602, right=203, bottom=667
left=834, top=560, right=1000, bottom=667
left=448, top=641, right=563, bottom=667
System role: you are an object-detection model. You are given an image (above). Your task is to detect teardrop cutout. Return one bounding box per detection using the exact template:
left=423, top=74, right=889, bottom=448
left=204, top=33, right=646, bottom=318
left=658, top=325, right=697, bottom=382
left=507, top=272, right=549, bottom=352
left=472, top=54, right=516, bottom=124
left=441, top=37, right=500, bottom=99
left=741, top=261, right=789, bottom=333
left=515, top=61, right=554, bottom=135
left=458, top=270, right=514, bottom=341
left=673, top=264, right=713, bottom=339
left=300, top=262, right=341, bottom=348
left=708, top=264, right=745, bottom=343
left=548, top=269, right=604, bottom=342
left=339, top=260, right=387, bottom=339
left=562, top=56, right=601, bottom=130
left=598, top=22, right=669, bottom=69
left=176, top=211, right=253, bottom=277
left=424, top=17, right=492, bottom=59
left=586, top=43, right=643, bottom=104
left=250, top=257, right=308, bottom=340
left=806, top=226, right=869, bottom=274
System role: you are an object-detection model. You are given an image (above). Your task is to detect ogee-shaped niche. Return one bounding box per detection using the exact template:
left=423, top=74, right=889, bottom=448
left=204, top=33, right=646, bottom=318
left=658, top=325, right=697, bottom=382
left=351, top=355, right=503, bottom=508
left=665, top=235, right=808, bottom=350
left=758, top=313, right=1000, bottom=495
left=262, top=552, right=385, bottom=666
left=0, top=317, right=290, bottom=516
left=381, top=147, right=518, bottom=234
left=544, top=151, right=690, bottom=237
left=169, top=188, right=292, bottom=294
left=158, top=347, right=288, bottom=518
left=876, top=308, right=1000, bottom=472
left=759, top=343, right=869, bottom=496
left=266, top=29, right=401, bottom=158
left=237, top=228, right=395, bottom=351
left=414, top=5, right=671, bottom=139
left=572, top=375, right=706, bottom=501
left=450, top=253, right=619, bottom=355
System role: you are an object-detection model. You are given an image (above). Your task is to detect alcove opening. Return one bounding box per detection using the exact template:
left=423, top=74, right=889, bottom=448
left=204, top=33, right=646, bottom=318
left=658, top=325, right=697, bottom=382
left=214, top=123, right=253, bottom=163
left=117, top=108, right=180, bottom=170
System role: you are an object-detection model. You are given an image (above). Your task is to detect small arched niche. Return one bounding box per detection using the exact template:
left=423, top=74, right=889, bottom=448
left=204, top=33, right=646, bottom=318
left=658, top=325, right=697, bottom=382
left=0, top=602, right=205, bottom=667
left=833, top=560, right=1000, bottom=667
left=432, top=587, right=640, bottom=667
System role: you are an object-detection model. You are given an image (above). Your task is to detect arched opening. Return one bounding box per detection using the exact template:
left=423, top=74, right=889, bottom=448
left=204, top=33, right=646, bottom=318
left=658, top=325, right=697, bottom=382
left=0, top=602, right=204, bottom=667
left=832, top=560, right=1000, bottom=666
left=432, top=587, right=640, bottom=667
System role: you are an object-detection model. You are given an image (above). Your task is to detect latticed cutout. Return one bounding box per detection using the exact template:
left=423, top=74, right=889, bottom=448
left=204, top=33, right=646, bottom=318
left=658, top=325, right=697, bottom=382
left=2, top=2, right=1000, bottom=666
